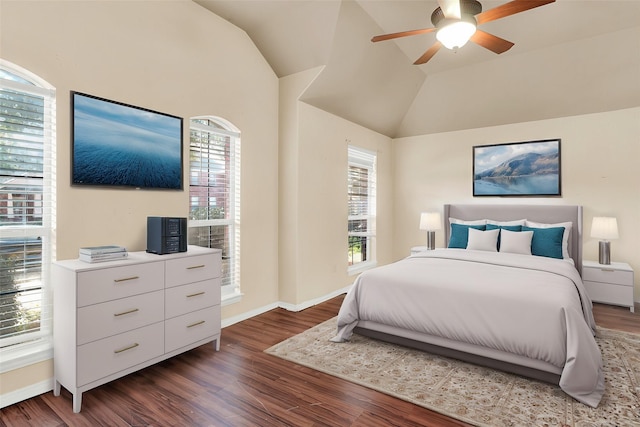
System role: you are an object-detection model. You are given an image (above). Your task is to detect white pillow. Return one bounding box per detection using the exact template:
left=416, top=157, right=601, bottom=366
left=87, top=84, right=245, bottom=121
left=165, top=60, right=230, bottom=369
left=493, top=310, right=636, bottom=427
left=499, top=229, right=533, bottom=255
left=449, top=217, right=486, bottom=226
left=525, top=220, right=572, bottom=259
left=466, top=228, right=499, bottom=252
left=486, top=219, right=527, bottom=226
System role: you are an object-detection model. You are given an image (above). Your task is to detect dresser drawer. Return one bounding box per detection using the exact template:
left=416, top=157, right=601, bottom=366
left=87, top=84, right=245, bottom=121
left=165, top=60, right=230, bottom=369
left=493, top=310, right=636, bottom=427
left=165, top=279, right=220, bottom=319
left=584, top=280, right=634, bottom=307
left=77, top=290, right=165, bottom=345
left=165, top=254, right=221, bottom=288
left=77, top=262, right=164, bottom=307
left=165, top=306, right=221, bottom=353
left=582, top=266, right=633, bottom=286
left=77, top=322, right=164, bottom=386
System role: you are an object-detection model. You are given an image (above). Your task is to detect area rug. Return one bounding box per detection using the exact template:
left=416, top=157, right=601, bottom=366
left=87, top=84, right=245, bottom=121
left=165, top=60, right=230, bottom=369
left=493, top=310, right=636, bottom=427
left=265, top=317, right=640, bottom=427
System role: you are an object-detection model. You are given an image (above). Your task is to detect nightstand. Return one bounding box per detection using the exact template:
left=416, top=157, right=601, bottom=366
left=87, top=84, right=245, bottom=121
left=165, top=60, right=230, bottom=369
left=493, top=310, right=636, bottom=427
left=411, top=246, right=429, bottom=255
left=582, top=260, right=634, bottom=312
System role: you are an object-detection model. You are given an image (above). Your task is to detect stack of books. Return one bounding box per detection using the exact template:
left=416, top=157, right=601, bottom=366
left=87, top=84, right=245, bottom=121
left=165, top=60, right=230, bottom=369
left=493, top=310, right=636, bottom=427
left=79, top=245, right=128, bottom=263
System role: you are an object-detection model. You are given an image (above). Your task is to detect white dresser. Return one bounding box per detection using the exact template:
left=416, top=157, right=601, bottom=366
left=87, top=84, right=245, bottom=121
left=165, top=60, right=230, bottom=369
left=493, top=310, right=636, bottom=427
left=52, top=245, right=222, bottom=413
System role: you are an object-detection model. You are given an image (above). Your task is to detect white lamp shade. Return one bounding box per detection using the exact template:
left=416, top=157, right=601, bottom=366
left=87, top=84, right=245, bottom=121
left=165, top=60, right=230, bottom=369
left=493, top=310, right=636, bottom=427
left=420, top=212, right=442, bottom=231
left=436, top=20, right=476, bottom=49
left=591, top=217, right=619, bottom=240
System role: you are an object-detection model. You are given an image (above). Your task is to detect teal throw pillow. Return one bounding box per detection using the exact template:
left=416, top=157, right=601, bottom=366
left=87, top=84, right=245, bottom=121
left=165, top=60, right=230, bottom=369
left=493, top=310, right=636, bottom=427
left=521, top=226, right=564, bottom=259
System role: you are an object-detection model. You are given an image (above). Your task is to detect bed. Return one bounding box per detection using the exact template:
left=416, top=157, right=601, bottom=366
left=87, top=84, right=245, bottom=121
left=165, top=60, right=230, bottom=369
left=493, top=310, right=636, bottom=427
left=331, top=204, right=604, bottom=408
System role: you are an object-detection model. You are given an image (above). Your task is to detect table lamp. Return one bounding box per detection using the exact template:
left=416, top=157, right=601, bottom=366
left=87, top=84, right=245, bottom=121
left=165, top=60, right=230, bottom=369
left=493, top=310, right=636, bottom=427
left=420, top=212, right=441, bottom=250
left=591, top=217, right=618, bottom=265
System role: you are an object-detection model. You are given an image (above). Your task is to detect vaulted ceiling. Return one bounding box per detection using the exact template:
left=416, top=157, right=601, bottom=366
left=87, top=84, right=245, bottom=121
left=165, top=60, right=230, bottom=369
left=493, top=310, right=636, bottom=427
left=194, top=0, right=640, bottom=138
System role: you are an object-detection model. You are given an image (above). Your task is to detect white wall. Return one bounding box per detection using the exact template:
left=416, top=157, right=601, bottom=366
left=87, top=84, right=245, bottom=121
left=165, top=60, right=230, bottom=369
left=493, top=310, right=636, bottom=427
left=393, top=108, right=640, bottom=299
left=1, top=0, right=279, bottom=399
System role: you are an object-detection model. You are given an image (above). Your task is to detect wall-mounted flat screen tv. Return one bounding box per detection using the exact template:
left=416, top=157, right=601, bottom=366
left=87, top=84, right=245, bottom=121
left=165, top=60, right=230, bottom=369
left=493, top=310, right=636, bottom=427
left=71, top=91, right=183, bottom=190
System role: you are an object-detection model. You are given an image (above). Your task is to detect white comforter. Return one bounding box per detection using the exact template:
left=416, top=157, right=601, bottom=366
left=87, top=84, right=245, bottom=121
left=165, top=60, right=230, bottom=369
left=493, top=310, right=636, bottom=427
left=332, top=249, right=605, bottom=407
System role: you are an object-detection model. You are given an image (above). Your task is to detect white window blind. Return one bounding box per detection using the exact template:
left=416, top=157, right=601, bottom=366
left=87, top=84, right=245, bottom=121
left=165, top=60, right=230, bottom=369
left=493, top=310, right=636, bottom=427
left=0, top=61, right=55, bottom=366
left=188, top=117, right=240, bottom=303
left=348, top=146, right=376, bottom=273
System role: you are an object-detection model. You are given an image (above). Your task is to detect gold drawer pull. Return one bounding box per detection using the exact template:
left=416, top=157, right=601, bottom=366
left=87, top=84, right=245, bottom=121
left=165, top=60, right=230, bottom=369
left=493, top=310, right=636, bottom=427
left=187, top=320, right=205, bottom=328
left=186, top=265, right=205, bottom=270
left=114, top=276, right=139, bottom=283
left=114, top=308, right=139, bottom=317
left=186, top=291, right=205, bottom=298
left=114, top=343, right=139, bottom=354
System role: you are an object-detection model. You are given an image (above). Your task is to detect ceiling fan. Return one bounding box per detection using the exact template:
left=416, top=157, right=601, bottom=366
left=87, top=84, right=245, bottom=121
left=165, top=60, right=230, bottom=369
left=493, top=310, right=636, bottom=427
left=371, top=0, right=555, bottom=65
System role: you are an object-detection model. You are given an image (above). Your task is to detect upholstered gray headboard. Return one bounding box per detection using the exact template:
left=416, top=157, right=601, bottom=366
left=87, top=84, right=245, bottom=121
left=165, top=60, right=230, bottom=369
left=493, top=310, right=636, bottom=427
left=444, top=204, right=583, bottom=274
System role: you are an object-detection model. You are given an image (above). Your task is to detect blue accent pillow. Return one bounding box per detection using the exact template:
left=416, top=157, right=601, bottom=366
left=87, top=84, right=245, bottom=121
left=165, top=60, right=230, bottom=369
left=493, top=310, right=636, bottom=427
left=486, top=224, right=523, bottom=250
left=485, top=224, right=522, bottom=232
left=521, top=226, right=564, bottom=259
left=448, top=223, right=486, bottom=249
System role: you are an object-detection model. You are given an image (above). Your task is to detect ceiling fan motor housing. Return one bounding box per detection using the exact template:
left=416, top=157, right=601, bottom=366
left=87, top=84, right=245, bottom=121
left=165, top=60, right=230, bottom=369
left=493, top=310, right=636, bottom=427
left=431, top=0, right=482, bottom=26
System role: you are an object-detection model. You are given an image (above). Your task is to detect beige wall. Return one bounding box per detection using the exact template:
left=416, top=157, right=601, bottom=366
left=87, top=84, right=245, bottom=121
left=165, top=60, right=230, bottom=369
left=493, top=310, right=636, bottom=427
left=296, top=102, right=394, bottom=301
left=280, top=69, right=394, bottom=306
left=393, top=108, right=640, bottom=298
left=1, top=0, right=279, bottom=398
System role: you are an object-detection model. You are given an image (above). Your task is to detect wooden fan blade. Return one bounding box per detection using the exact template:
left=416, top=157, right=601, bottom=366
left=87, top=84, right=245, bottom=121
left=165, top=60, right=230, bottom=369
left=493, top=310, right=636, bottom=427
left=372, top=27, right=436, bottom=43
left=437, top=0, right=461, bottom=19
left=476, top=0, right=555, bottom=25
left=470, top=30, right=514, bottom=54
left=414, top=42, right=442, bottom=65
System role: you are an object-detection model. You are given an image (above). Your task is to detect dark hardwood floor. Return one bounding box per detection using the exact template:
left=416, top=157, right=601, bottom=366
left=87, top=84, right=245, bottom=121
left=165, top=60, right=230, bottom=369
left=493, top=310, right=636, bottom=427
left=1, top=296, right=638, bottom=427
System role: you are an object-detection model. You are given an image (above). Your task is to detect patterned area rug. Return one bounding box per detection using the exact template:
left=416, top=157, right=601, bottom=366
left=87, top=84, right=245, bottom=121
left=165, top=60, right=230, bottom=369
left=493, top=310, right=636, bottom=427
left=265, top=317, right=640, bottom=427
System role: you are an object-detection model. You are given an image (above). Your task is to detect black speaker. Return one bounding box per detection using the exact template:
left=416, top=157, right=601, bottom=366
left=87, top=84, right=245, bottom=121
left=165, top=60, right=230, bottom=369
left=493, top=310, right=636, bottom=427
left=146, top=217, right=187, bottom=255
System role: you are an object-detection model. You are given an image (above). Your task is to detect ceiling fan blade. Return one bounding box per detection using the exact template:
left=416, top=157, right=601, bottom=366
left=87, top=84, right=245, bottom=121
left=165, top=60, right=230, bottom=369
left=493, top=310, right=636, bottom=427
left=372, top=27, right=436, bottom=43
left=437, top=0, right=461, bottom=19
left=476, top=0, right=555, bottom=25
left=414, top=42, right=442, bottom=65
left=470, top=30, right=514, bottom=54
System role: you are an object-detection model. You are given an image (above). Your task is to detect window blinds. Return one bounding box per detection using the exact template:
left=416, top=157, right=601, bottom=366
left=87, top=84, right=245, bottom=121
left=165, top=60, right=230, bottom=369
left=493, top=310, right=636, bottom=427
left=0, top=70, right=55, bottom=349
left=348, top=146, right=376, bottom=269
left=189, top=119, right=240, bottom=300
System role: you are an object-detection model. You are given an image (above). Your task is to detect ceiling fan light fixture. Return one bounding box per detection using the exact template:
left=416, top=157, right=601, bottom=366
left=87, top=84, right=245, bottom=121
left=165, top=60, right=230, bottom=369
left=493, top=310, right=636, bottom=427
left=436, top=18, right=477, bottom=50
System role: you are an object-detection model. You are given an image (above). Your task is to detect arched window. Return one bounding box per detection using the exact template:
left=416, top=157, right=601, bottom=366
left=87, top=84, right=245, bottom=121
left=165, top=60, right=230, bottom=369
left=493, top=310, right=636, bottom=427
left=188, top=117, right=241, bottom=303
left=0, top=60, right=56, bottom=368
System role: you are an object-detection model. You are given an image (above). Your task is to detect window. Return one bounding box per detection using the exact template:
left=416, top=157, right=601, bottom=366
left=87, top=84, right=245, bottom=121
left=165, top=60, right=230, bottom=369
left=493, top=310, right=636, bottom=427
left=348, top=146, right=376, bottom=273
left=0, top=60, right=55, bottom=369
left=188, top=117, right=240, bottom=303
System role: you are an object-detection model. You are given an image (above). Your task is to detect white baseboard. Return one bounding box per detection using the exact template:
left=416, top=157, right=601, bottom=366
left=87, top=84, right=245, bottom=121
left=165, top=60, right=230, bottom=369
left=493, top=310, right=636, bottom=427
left=0, top=378, right=52, bottom=409
left=278, top=285, right=351, bottom=312
left=221, top=285, right=351, bottom=328
left=221, top=302, right=280, bottom=328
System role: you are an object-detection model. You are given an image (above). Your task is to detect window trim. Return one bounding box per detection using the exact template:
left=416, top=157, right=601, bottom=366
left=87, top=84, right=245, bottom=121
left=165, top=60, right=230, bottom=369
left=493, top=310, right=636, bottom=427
left=188, top=116, right=241, bottom=304
left=0, top=59, right=56, bottom=371
left=347, top=146, right=377, bottom=275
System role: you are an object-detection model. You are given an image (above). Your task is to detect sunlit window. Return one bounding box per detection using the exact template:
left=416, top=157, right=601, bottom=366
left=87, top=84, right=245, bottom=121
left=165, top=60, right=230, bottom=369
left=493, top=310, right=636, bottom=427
left=347, top=146, right=376, bottom=273
left=188, top=117, right=240, bottom=303
left=0, top=60, right=55, bottom=361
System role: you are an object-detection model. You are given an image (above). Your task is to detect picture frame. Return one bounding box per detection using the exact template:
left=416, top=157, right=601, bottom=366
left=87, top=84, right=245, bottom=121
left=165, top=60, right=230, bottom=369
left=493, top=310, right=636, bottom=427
left=473, top=139, right=561, bottom=197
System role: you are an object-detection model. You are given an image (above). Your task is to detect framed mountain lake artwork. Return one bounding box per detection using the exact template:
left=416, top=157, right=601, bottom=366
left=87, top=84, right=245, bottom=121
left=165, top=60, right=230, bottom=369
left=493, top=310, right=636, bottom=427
left=473, top=139, right=561, bottom=197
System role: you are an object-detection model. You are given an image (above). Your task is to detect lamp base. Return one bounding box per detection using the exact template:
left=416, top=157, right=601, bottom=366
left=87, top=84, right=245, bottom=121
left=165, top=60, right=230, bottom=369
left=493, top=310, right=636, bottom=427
left=598, top=240, right=611, bottom=265
left=426, top=231, right=436, bottom=250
